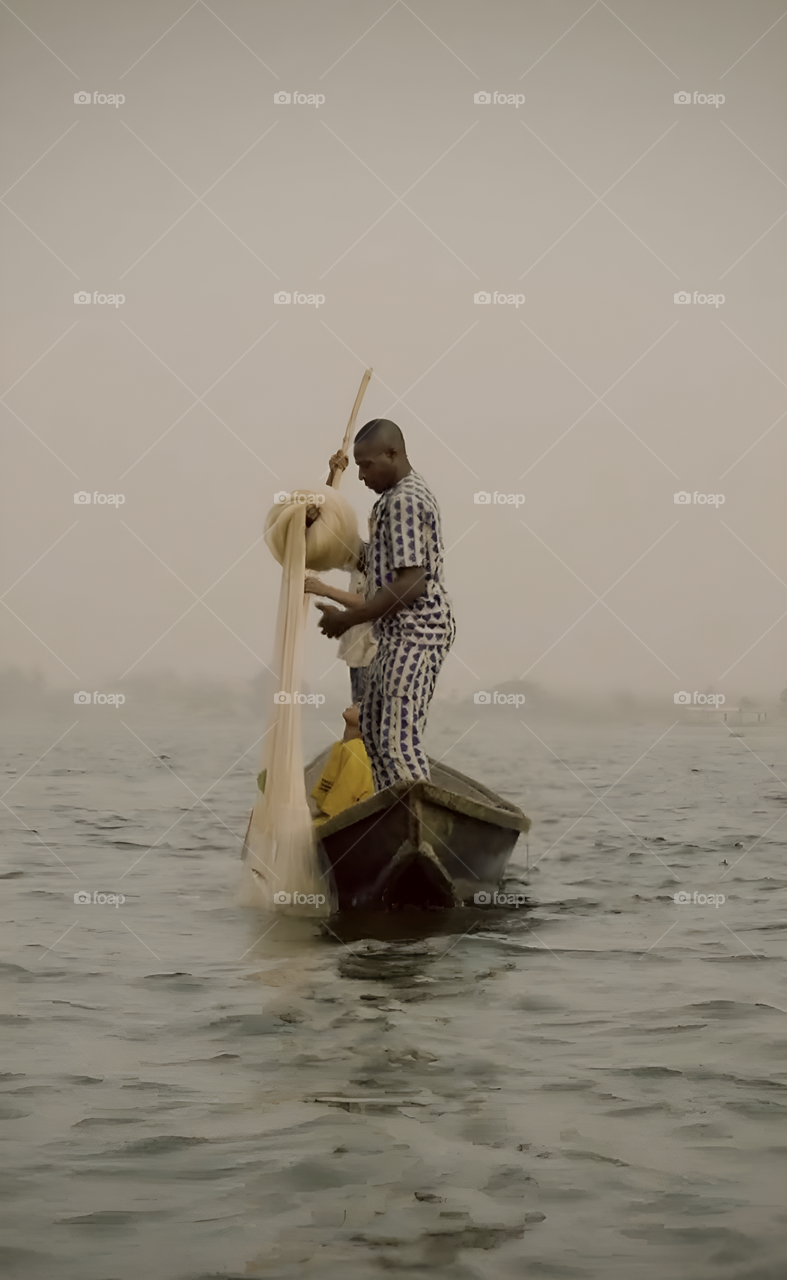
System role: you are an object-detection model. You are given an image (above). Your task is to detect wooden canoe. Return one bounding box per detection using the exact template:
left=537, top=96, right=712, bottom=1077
left=305, top=748, right=530, bottom=911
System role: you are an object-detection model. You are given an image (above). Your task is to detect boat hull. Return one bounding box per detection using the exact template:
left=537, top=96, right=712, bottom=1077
left=306, top=753, right=530, bottom=911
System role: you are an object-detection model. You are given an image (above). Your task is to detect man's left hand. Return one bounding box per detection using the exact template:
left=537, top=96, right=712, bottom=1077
left=316, top=602, right=353, bottom=638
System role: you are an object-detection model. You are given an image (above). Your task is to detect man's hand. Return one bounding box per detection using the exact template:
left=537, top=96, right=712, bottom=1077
left=326, top=450, right=349, bottom=487
left=316, top=602, right=354, bottom=638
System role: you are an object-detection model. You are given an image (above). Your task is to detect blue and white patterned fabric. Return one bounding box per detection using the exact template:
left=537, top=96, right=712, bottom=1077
left=360, top=618, right=456, bottom=790
left=364, top=471, right=453, bottom=646
left=359, top=471, right=455, bottom=790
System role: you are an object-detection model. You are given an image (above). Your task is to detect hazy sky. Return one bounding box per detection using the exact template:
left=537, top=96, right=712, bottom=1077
left=2, top=0, right=785, bottom=703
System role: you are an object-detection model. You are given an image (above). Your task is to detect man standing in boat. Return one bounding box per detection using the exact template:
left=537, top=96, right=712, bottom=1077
left=315, top=419, right=456, bottom=792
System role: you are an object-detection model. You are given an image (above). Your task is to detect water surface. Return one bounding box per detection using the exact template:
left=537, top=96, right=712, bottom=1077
left=3, top=705, right=787, bottom=1279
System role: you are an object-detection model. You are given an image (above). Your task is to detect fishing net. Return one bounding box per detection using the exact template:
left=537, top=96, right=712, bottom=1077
left=239, top=487, right=361, bottom=916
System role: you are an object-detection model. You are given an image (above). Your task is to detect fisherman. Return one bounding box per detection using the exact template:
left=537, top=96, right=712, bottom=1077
left=315, top=419, right=455, bottom=791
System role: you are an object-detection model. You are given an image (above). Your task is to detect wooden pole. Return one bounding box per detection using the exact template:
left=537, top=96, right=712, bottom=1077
left=327, top=367, right=373, bottom=488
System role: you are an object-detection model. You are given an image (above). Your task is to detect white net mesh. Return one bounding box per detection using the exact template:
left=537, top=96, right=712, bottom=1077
left=239, top=487, right=360, bottom=916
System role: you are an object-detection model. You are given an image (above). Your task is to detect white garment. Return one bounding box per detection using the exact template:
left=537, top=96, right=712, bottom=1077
left=239, top=487, right=360, bottom=916
left=336, top=567, right=377, bottom=669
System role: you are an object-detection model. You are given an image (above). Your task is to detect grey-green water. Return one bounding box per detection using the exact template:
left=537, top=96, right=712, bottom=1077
left=3, top=704, right=787, bottom=1279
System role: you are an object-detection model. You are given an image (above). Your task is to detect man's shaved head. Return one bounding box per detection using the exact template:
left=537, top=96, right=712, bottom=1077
left=354, top=418, right=405, bottom=451
left=353, top=419, right=410, bottom=493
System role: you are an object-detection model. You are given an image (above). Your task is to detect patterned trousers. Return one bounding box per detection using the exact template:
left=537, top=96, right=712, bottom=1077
left=359, top=623, right=455, bottom=791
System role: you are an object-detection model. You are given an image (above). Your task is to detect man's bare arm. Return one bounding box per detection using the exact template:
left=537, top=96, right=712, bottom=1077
left=317, top=567, right=426, bottom=638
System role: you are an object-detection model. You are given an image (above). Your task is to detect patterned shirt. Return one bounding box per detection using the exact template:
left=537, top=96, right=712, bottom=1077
left=364, top=470, right=453, bottom=645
